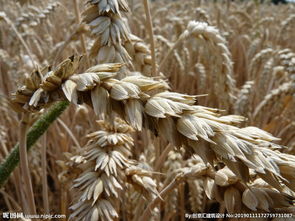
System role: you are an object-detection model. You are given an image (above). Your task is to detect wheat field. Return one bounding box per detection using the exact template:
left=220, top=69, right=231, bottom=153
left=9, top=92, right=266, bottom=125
left=0, top=0, right=295, bottom=220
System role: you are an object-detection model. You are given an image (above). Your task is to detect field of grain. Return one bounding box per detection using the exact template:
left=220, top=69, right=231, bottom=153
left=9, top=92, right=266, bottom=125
left=0, top=0, right=295, bottom=220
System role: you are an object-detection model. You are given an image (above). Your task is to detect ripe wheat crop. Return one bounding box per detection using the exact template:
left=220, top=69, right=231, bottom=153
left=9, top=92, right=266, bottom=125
left=0, top=0, right=295, bottom=220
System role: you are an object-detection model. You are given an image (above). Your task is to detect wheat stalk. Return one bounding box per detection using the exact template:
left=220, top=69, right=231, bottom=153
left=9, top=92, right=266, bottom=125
left=142, top=0, right=157, bottom=76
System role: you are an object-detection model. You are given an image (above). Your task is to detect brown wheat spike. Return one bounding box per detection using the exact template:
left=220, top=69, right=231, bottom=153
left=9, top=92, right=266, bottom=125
left=192, top=63, right=207, bottom=92
left=234, top=81, right=254, bottom=117
left=124, top=34, right=153, bottom=76
left=186, top=155, right=206, bottom=213
left=182, top=46, right=190, bottom=73
left=163, top=150, right=183, bottom=213
left=277, top=49, right=295, bottom=76
left=69, top=118, right=159, bottom=220
left=211, top=167, right=295, bottom=213
left=125, top=164, right=159, bottom=200
left=83, top=0, right=132, bottom=65
left=252, top=17, right=274, bottom=31
left=248, top=48, right=274, bottom=80
left=11, top=63, right=295, bottom=195
left=83, top=0, right=155, bottom=77
left=68, top=118, right=132, bottom=221
left=247, top=38, right=261, bottom=62
left=257, top=57, right=274, bottom=100
left=279, top=14, right=295, bottom=43
left=15, top=2, right=60, bottom=30
left=184, top=161, right=293, bottom=213
left=187, top=21, right=236, bottom=108
left=253, top=81, right=295, bottom=123
left=147, top=157, right=294, bottom=215
left=10, top=55, right=83, bottom=112
left=160, top=21, right=236, bottom=109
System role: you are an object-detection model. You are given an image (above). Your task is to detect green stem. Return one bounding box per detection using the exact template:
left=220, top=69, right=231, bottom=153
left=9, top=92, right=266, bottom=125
left=0, top=101, right=70, bottom=187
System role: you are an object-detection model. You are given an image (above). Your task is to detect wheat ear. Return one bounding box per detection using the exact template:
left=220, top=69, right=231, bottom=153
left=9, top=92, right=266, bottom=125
left=159, top=21, right=236, bottom=109
left=83, top=0, right=131, bottom=65
left=69, top=119, right=133, bottom=220
left=11, top=63, right=295, bottom=195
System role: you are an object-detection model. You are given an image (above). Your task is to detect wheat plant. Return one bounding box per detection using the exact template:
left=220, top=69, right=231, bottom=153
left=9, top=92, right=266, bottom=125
left=0, top=0, right=295, bottom=220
